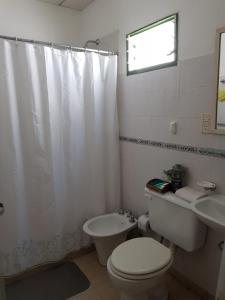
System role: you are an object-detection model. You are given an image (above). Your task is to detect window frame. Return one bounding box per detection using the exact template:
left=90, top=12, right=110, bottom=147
left=126, top=13, right=179, bottom=76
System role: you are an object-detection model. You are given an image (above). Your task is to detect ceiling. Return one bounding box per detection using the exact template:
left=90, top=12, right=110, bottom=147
left=37, top=0, right=94, bottom=11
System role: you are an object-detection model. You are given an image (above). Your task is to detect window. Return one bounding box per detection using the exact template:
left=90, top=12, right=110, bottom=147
left=126, top=14, right=178, bottom=75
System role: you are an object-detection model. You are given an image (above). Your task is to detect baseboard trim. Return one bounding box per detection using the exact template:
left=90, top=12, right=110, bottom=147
left=170, top=268, right=214, bottom=300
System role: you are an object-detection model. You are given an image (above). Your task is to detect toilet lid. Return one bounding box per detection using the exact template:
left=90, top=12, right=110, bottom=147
left=111, top=238, right=172, bottom=275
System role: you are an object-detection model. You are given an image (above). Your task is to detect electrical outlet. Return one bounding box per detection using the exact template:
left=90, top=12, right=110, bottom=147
left=201, top=113, right=212, bottom=133
left=170, top=121, right=178, bottom=135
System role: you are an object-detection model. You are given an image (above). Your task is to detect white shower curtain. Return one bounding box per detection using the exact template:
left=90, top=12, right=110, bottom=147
left=0, top=39, right=120, bottom=276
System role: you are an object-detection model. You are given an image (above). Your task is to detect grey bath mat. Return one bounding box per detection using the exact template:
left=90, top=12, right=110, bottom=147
left=6, top=262, right=90, bottom=300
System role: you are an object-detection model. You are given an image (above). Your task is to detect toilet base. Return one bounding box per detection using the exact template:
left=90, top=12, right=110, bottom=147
left=121, top=293, right=149, bottom=300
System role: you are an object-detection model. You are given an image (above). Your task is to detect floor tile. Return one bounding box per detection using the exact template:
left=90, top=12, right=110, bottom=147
left=68, top=287, right=102, bottom=300
left=96, top=282, right=120, bottom=300
left=70, top=251, right=205, bottom=300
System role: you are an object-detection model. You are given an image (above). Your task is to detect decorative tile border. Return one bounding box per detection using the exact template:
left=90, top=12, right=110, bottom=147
left=120, top=136, right=225, bottom=159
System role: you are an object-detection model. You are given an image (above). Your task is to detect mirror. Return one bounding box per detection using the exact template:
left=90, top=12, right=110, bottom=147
left=215, top=27, right=225, bottom=132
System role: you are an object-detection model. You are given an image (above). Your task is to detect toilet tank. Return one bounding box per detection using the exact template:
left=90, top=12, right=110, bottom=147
left=145, top=188, right=207, bottom=252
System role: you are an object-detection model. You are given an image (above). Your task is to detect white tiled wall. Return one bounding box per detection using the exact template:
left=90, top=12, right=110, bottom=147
left=120, top=139, right=225, bottom=295
left=119, top=53, right=225, bottom=295
left=119, top=54, right=225, bottom=150
left=80, top=0, right=225, bottom=295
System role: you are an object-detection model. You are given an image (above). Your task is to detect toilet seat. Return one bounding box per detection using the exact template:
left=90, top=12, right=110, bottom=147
left=109, top=258, right=172, bottom=280
left=109, top=237, right=173, bottom=280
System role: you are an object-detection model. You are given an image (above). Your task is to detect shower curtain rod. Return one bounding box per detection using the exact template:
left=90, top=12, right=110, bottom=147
left=0, top=35, right=118, bottom=56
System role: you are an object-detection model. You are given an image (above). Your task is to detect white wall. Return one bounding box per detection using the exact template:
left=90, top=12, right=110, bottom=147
left=81, top=0, right=225, bottom=296
left=0, top=0, right=81, bottom=45
left=81, top=0, right=225, bottom=72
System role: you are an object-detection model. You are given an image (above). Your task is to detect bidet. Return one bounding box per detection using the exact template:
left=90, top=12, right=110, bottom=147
left=83, top=212, right=137, bottom=265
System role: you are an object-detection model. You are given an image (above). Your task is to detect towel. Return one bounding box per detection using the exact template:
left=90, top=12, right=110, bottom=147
left=218, top=88, right=225, bottom=102
left=175, top=187, right=206, bottom=203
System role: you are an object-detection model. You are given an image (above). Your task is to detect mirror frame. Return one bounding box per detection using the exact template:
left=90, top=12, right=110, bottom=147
left=212, top=26, right=225, bottom=135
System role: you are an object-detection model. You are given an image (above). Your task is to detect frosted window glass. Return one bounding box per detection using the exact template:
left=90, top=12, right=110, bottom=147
left=127, top=15, right=178, bottom=74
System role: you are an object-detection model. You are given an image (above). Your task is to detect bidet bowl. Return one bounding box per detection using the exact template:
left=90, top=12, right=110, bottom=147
left=83, top=213, right=137, bottom=265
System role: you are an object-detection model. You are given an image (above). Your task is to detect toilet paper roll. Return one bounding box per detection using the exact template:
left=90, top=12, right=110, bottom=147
left=138, top=215, right=150, bottom=233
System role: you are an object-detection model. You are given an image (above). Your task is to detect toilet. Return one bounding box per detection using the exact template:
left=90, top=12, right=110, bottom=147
left=107, top=188, right=207, bottom=300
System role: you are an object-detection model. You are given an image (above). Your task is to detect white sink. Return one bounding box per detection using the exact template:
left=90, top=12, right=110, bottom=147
left=191, top=194, right=225, bottom=234
left=191, top=194, right=225, bottom=300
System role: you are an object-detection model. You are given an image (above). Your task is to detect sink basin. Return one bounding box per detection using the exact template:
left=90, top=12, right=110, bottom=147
left=191, top=194, right=225, bottom=234
left=191, top=194, right=225, bottom=300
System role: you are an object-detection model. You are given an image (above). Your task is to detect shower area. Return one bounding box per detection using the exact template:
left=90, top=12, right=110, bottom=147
left=0, top=36, right=120, bottom=299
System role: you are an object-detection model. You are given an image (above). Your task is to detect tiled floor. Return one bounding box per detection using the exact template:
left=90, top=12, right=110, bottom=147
left=68, top=251, right=203, bottom=300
